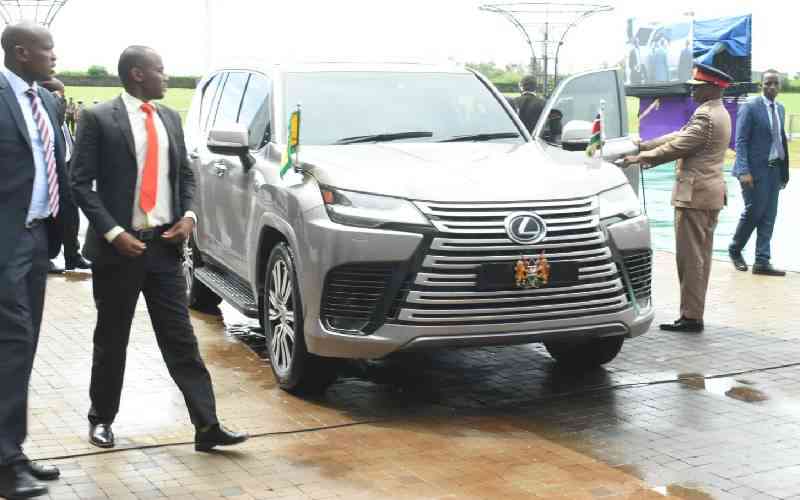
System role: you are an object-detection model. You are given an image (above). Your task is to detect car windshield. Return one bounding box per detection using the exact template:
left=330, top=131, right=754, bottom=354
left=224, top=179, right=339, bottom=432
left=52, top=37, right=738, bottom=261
left=283, top=71, right=523, bottom=145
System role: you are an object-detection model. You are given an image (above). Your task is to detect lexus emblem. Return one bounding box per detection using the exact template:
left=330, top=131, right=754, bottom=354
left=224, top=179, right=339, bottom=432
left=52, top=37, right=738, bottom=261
left=504, top=212, right=547, bottom=245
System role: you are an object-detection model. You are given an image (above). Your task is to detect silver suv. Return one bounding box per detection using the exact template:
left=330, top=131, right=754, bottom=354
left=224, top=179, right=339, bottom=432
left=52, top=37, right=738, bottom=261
left=183, top=62, right=653, bottom=394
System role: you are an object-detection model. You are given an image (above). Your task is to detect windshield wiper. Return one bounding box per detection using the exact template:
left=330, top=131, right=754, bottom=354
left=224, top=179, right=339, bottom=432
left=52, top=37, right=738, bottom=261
left=438, top=132, right=521, bottom=143
left=334, top=131, right=433, bottom=145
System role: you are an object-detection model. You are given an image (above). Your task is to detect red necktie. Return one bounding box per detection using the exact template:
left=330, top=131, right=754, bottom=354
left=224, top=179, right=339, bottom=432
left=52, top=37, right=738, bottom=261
left=139, top=102, right=159, bottom=214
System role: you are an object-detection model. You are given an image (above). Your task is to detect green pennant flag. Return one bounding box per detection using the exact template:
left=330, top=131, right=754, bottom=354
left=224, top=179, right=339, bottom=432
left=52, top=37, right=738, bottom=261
left=280, top=109, right=301, bottom=178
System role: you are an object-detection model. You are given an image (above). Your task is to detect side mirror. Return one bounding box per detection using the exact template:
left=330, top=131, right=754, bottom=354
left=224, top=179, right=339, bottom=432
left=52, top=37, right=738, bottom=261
left=208, top=123, right=248, bottom=157
left=207, top=123, right=254, bottom=169
left=560, top=119, right=592, bottom=151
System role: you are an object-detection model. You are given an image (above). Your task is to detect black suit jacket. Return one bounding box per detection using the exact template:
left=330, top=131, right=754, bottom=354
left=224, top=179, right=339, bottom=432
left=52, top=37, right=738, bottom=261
left=0, top=72, right=68, bottom=268
left=70, top=96, right=195, bottom=265
left=513, top=92, right=546, bottom=134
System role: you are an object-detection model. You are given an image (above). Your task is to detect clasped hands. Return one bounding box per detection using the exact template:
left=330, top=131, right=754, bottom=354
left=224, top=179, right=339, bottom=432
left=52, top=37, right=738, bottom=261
left=111, top=217, right=194, bottom=258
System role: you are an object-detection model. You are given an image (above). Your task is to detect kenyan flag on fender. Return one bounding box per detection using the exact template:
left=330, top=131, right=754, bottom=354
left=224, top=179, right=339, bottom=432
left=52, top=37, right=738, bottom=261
left=585, top=111, right=602, bottom=157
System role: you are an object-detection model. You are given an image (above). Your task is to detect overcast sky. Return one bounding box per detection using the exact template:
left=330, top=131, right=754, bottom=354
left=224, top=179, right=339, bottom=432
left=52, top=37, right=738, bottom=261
left=30, top=0, right=794, bottom=77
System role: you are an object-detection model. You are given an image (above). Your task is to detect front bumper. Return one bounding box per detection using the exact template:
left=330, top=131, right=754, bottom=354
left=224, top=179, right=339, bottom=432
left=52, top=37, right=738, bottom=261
left=300, top=205, right=653, bottom=359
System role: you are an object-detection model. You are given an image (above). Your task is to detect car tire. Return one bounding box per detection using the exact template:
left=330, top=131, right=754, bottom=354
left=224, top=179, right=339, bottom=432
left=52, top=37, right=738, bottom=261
left=544, top=336, right=625, bottom=369
left=183, top=237, right=222, bottom=314
left=264, top=242, right=338, bottom=395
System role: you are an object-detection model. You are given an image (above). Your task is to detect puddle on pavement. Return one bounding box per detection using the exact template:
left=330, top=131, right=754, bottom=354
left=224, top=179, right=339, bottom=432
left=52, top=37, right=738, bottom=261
left=678, top=373, right=769, bottom=403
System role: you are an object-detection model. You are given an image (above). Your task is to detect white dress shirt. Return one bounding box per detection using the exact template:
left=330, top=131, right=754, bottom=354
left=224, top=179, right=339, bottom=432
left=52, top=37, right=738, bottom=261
left=2, top=67, right=56, bottom=224
left=762, top=95, right=784, bottom=161
left=105, top=92, right=195, bottom=242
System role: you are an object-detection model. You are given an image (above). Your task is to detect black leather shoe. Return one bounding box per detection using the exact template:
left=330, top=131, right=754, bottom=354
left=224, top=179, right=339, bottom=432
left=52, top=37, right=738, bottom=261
left=65, top=255, right=91, bottom=271
left=728, top=249, right=748, bottom=272
left=89, top=423, right=115, bottom=448
left=660, top=317, right=704, bottom=333
left=195, top=424, right=249, bottom=452
left=26, top=461, right=59, bottom=481
left=752, top=262, right=786, bottom=276
left=0, top=463, right=48, bottom=499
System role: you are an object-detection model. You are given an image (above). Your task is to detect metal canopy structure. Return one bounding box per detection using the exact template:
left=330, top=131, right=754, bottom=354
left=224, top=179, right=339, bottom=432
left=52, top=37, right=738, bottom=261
left=479, top=2, right=613, bottom=95
left=0, top=0, right=69, bottom=27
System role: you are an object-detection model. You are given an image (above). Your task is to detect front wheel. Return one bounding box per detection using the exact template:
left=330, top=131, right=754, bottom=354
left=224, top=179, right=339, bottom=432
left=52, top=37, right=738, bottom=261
left=264, top=242, right=338, bottom=395
left=544, top=336, right=625, bottom=369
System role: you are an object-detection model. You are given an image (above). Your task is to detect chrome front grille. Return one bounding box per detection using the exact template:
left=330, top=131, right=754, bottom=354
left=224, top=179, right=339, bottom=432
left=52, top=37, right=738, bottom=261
left=395, top=197, right=629, bottom=325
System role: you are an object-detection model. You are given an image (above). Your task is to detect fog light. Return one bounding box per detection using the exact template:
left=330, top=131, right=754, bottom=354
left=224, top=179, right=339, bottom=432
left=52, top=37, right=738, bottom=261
left=635, top=296, right=652, bottom=312
left=325, top=317, right=369, bottom=334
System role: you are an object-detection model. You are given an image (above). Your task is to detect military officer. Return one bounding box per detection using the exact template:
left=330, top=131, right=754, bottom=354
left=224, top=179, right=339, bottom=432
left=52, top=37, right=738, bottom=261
left=623, top=63, right=733, bottom=333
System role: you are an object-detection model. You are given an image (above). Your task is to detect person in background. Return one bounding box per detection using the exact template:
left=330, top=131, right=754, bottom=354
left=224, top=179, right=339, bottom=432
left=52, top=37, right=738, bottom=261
left=0, top=21, right=67, bottom=499
left=728, top=69, right=789, bottom=276
left=65, top=95, right=76, bottom=133
left=622, top=63, right=733, bottom=333
left=39, top=77, right=90, bottom=272
left=512, top=74, right=546, bottom=133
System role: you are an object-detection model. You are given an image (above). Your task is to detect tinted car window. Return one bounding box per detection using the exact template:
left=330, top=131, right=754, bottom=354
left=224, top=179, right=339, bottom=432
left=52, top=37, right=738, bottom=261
left=239, top=73, right=272, bottom=149
left=212, top=71, right=248, bottom=128
left=199, top=73, right=223, bottom=132
left=283, top=72, right=523, bottom=145
left=538, top=70, right=624, bottom=144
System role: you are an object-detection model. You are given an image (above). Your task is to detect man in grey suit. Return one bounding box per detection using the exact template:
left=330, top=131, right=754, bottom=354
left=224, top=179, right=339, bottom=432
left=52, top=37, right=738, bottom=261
left=71, top=46, right=247, bottom=453
left=0, top=21, right=66, bottom=499
left=729, top=70, right=790, bottom=276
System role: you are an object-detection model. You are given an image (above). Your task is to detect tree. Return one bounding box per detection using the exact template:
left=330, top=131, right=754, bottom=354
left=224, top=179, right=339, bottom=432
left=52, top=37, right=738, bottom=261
left=87, top=65, right=109, bottom=78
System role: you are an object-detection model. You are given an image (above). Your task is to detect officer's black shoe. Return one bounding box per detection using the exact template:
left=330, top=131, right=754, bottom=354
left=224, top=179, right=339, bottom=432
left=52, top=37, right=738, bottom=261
left=660, top=317, right=704, bottom=333
left=728, top=249, right=748, bottom=272
left=752, top=262, right=786, bottom=276
left=0, top=463, right=48, bottom=499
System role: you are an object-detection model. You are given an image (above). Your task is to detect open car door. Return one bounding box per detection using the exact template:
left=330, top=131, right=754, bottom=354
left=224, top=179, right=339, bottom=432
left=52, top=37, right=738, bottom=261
left=533, top=69, right=641, bottom=194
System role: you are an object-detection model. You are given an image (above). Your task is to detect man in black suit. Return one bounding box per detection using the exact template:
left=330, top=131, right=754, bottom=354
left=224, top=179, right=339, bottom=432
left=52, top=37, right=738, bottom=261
left=0, top=21, right=66, bottom=499
left=71, top=46, right=247, bottom=452
left=39, top=77, right=91, bottom=273
left=512, top=75, right=546, bottom=133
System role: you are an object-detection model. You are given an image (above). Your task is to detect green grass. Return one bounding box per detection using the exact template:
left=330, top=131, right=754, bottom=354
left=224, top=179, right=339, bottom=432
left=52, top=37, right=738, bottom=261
left=64, top=86, right=194, bottom=118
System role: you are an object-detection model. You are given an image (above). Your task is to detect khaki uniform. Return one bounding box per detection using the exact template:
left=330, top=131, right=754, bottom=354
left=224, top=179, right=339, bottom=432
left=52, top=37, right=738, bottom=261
left=639, top=99, right=732, bottom=319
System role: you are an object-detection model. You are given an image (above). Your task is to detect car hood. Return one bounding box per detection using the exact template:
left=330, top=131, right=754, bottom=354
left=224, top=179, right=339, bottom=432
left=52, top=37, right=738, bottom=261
left=300, top=141, right=629, bottom=202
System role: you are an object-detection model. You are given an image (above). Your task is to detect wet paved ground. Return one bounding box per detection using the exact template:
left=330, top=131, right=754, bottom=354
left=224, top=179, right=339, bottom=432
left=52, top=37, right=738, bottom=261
left=19, top=250, right=800, bottom=499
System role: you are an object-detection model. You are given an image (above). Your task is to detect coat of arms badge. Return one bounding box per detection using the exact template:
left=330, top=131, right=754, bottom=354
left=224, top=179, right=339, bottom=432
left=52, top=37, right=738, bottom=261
left=514, top=251, right=551, bottom=289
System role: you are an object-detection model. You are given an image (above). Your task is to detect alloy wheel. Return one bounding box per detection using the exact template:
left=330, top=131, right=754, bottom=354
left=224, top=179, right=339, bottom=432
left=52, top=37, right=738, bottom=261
left=268, top=259, right=296, bottom=377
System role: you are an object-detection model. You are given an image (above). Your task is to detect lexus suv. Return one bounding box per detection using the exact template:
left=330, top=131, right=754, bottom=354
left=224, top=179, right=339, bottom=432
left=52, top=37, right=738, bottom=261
left=183, top=62, right=653, bottom=394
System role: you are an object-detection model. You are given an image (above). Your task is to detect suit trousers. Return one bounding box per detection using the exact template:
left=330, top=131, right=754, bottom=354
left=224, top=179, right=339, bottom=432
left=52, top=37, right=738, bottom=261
left=730, top=165, right=781, bottom=265
left=88, top=238, right=218, bottom=429
left=0, top=224, right=48, bottom=465
left=675, top=207, right=720, bottom=320
left=60, top=195, right=81, bottom=261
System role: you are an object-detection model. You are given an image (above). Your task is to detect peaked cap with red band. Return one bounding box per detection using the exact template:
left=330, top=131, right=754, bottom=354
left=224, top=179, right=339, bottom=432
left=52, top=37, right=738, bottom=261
left=687, top=63, right=734, bottom=88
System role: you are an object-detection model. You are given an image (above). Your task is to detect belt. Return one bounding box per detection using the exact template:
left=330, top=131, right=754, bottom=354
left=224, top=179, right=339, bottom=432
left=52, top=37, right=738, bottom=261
left=131, top=224, right=171, bottom=242
left=24, top=218, right=47, bottom=229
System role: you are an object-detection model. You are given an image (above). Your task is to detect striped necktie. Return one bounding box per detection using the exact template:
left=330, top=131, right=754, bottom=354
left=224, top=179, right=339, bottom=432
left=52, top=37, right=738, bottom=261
left=25, top=88, right=59, bottom=217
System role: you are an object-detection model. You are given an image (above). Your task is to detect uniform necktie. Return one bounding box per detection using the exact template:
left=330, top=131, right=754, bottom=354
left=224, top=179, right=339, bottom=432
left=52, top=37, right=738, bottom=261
left=25, top=88, right=59, bottom=217
left=770, top=103, right=786, bottom=160
left=139, top=102, right=159, bottom=214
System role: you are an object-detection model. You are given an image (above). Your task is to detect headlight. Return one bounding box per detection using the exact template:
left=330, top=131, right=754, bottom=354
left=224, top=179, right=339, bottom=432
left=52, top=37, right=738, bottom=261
left=320, top=187, right=431, bottom=229
left=598, top=183, right=641, bottom=221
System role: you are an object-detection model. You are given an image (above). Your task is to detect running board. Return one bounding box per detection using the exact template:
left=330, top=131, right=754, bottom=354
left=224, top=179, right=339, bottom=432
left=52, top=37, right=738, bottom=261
left=194, top=266, right=259, bottom=318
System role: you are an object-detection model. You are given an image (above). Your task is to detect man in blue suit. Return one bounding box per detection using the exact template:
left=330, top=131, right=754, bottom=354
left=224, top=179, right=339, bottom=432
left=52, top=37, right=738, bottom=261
left=0, top=21, right=67, bottom=499
left=729, top=70, right=790, bottom=276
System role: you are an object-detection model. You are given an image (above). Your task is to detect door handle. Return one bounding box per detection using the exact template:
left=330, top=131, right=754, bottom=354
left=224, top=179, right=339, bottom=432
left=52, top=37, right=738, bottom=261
left=213, top=162, right=228, bottom=177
